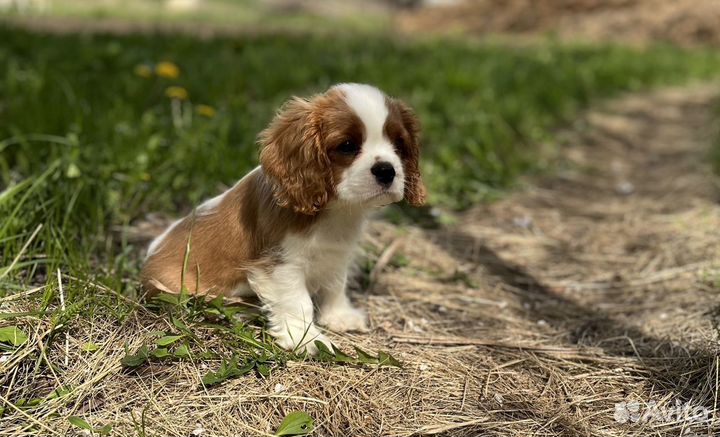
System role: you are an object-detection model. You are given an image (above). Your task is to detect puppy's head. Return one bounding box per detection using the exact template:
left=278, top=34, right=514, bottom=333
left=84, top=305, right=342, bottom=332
left=259, top=83, right=426, bottom=215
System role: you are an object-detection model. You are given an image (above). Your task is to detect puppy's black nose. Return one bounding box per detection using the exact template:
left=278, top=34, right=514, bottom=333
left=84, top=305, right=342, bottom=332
left=371, top=161, right=395, bottom=187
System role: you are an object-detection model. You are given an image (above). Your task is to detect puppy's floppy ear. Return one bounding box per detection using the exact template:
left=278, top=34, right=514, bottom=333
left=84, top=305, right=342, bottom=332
left=259, top=97, right=333, bottom=215
left=392, top=98, right=427, bottom=206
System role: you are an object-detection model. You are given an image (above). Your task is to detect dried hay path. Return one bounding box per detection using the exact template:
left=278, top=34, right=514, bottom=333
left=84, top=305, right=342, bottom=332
left=4, top=85, right=720, bottom=437
left=359, top=84, right=720, bottom=436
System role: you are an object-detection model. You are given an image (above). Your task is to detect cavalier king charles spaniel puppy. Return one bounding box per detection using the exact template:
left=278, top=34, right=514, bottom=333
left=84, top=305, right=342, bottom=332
left=141, top=83, right=425, bottom=353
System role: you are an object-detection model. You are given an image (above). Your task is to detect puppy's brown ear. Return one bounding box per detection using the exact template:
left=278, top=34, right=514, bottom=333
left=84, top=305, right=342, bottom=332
left=392, top=98, right=427, bottom=206
left=259, top=97, right=333, bottom=215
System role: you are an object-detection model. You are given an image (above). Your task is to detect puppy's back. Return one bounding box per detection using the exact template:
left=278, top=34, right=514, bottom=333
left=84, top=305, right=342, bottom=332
left=140, top=168, right=317, bottom=297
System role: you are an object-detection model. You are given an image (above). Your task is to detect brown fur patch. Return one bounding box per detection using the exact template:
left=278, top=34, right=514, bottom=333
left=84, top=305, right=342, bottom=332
left=385, top=97, right=427, bottom=206
left=258, top=89, right=364, bottom=215
left=140, top=169, right=316, bottom=296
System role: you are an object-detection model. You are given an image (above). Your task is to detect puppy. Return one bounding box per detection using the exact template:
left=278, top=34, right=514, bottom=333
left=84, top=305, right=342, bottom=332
left=141, top=83, right=425, bottom=353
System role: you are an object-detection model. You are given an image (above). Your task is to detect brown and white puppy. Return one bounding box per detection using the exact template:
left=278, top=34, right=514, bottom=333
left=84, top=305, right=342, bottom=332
left=141, top=83, right=425, bottom=353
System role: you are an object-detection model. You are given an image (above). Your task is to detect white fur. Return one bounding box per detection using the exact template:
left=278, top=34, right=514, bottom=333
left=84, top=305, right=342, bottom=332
left=335, top=83, right=388, bottom=143
left=334, top=83, right=405, bottom=206
left=248, top=208, right=368, bottom=354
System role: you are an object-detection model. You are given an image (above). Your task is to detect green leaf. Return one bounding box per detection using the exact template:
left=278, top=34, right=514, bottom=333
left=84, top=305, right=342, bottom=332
left=68, top=416, right=92, bottom=430
left=353, top=346, right=378, bottom=364
left=174, top=343, right=190, bottom=358
left=256, top=362, right=270, bottom=377
left=0, top=326, right=28, bottom=346
left=313, top=340, right=334, bottom=362
left=96, top=424, right=113, bottom=436
left=26, top=398, right=42, bottom=407
left=201, top=356, right=254, bottom=386
left=203, top=308, right=222, bottom=316
left=152, top=292, right=181, bottom=305
left=201, top=372, right=223, bottom=386
left=332, top=345, right=356, bottom=364
left=208, top=294, right=225, bottom=309
left=172, top=317, right=192, bottom=335
left=82, top=341, right=99, bottom=352
left=377, top=351, right=402, bottom=368
left=156, top=335, right=183, bottom=346
left=152, top=348, right=170, bottom=358
left=275, top=411, right=314, bottom=436
left=121, top=345, right=149, bottom=368
left=46, top=387, right=72, bottom=400
left=207, top=295, right=244, bottom=320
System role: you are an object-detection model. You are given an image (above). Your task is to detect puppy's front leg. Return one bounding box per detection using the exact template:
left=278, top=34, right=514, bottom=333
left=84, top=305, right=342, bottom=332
left=317, top=266, right=368, bottom=333
left=249, top=264, right=330, bottom=354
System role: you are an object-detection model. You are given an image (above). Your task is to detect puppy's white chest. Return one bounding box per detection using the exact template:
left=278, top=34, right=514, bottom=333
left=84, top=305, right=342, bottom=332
left=285, top=230, right=354, bottom=267
left=282, top=217, right=364, bottom=288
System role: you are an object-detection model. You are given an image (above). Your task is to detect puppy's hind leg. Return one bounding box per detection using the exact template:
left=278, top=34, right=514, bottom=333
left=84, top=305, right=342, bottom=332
left=248, top=264, right=331, bottom=355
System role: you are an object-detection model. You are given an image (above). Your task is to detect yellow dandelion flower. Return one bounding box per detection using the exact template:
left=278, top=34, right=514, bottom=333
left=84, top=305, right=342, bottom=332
left=165, top=86, right=188, bottom=100
left=134, top=64, right=152, bottom=78
left=155, top=61, right=180, bottom=79
left=195, top=104, right=216, bottom=118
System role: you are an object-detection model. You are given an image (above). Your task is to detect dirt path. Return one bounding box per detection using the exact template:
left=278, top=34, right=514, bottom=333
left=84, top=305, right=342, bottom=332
left=356, top=84, right=720, bottom=436
left=397, top=0, right=720, bottom=47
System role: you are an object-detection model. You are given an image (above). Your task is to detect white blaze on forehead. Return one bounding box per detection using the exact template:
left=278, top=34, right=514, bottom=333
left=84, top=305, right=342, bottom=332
left=334, top=83, right=388, bottom=143
left=332, top=83, right=405, bottom=206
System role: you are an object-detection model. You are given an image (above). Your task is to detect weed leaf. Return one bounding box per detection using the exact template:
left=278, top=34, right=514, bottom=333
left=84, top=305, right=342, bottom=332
left=353, top=346, right=378, bottom=364
left=152, top=348, right=170, bottom=358
left=377, top=351, right=402, bottom=367
left=275, top=411, right=314, bottom=436
left=256, top=362, right=271, bottom=377
left=82, top=341, right=99, bottom=352
left=68, top=416, right=92, bottom=430
left=174, top=343, right=190, bottom=358
left=153, top=292, right=181, bottom=305
left=332, top=345, right=356, bottom=364
left=121, top=345, right=150, bottom=368
left=47, top=387, right=72, bottom=400
left=313, top=340, right=334, bottom=362
left=156, top=335, right=183, bottom=346
left=0, top=326, right=28, bottom=346
left=202, top=356, right=254, bottom=386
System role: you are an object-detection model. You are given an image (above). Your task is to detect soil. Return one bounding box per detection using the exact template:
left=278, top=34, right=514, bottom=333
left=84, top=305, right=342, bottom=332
left=397, top=0, right=720, bottom=47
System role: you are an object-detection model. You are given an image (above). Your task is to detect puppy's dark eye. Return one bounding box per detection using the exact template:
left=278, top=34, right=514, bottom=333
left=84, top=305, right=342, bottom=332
left=337, top=140, right=360, bottom=156
left=393, top=137, right=406, bottom=150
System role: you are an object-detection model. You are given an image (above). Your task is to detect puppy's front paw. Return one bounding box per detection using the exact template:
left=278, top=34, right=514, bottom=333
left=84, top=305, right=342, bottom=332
left=272, top=323, right=332, bottom=355
left=318, top=305, right=368, bottom=333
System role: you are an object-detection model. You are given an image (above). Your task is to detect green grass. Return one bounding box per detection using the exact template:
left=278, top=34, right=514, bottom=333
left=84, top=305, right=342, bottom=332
left=0, top=0, right=390, bottom=33
left=2, top=26, right=720, bottom=390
